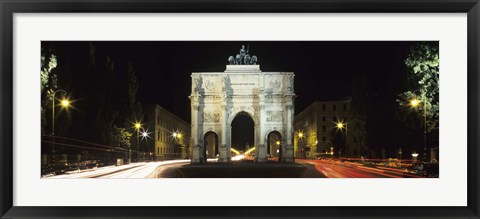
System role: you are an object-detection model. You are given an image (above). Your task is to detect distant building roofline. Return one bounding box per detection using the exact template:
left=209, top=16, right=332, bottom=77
left=313, top=97, right=352, bottom=102
left=294, top=97, right=352, bottom=119
left=143, top=104, right=190, bottom=126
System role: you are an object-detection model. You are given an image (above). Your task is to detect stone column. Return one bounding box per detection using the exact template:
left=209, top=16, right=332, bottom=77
left=191, top=104, right=201, bottom=163
left=283, top=104, right=294, bottom=162
left=219, top=104, right=229, bottom=163
left=256, top=104, right=266, bottom=162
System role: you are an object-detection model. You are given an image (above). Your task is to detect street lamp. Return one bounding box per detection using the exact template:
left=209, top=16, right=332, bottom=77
left=131, top=122, right=142, bottom=163
left=177, top=132, right=183, bottom=158
left=60, top=99, right=70, bottom=107
left=51, top=89, right=70, bottom=152
left=410, top=99, right=419, bottom=107
left=141, top=130, right=150, bottom=161
left=276, top=140, right=281, bottom=157
left=297, top=132, right=304, bottom=138
left=336, top=121, right=348, bottom=159
left=411, top=151, right=419, bottom=163
left=171, top=131, right=183, bottom=158
left=410, top=96, right=428, bottom=162
left=296, top=131, right=305, bottom=158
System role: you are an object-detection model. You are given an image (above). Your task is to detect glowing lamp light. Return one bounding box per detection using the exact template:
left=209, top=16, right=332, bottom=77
left=410, top=99, right=420, bottom=107
left=60, top=99, right=70, bottom=108
left=336, top=122, right=345, bottom=129
left=298, top=132, right=304, bottom=138
left=276, top=141, right=280, bottom=146
left=142, top=132, right=148, bottom=138
left=411, top=153, right=419, bottom=158
left=134, top=123, right=141, bottom=130
left=177, top=133, right=182, bottom=139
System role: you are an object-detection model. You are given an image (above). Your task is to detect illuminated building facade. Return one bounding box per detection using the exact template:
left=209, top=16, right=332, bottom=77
left=294, top=100, right=365, bottom=159
left=143, top=105, right=191, bottom=160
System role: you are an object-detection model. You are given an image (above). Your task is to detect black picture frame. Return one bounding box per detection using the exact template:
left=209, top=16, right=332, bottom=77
left=1, top=1, right=479, bottom=218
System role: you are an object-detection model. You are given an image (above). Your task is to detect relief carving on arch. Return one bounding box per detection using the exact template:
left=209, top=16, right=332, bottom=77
left=266, top=111, right=283, bottom=122
left=203, top=112, right=220, bottom=123
left=287, top=74, right=294, bottom=92
left=205, top=80, right=215, bottom=91
left=193, top=76, right=202, bottom=94
left=269, top=79, right=281, bottom=89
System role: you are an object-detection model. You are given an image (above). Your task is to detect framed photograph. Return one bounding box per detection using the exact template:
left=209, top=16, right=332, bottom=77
left=1, top=0, right=479, bottom=218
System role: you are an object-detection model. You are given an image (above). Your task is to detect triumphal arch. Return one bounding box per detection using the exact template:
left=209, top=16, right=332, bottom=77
left=189, top=45, right=295, bottom=163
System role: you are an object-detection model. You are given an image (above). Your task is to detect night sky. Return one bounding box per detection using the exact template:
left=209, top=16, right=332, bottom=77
left=52, top=41, right=432, bottom=152
left=93, top=41, right=412, bottom=119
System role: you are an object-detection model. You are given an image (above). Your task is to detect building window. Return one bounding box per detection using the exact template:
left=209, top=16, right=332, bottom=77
left=322, top=126, right=326, bottom=132
left=322, top=116, right=326, bottom=122
left=144, top=114, right=148, bottom=122
left=333, top=104, right=336, bottom=111
left=354, top=137, right=358, bottom=143
left=322, top=136, right=326, bottom=141
left=333, top=116, right=337, bottom=122
left=344, top=104, right=347, bottom=111
left=322, top=104, right=326, bottom=111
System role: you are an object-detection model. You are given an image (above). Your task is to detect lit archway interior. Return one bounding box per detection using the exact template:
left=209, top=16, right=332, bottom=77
left=204, top=131, right=219, bottom=159
left=231, top=112, right=254, bottom=155
left=267, top=131, right=282, bottom=161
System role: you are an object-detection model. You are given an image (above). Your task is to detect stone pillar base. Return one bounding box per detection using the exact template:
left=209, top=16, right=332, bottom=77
left=191, top=145, right=201, bottom=164
left=282, top=145, right=294, bottom=163
left=218, top=144, right=231, bottom=163
left=281, top=157, right=295, bottom=163
left=256, top=158, right=268, bottom=162
left=218, top=158, right=231, bottom=163
left=255, top=144, right=267, bottom=162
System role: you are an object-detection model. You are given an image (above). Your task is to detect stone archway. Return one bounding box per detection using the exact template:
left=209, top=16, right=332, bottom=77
left=189, top=49, right=295, bottom=163
left=230, top=111, right=255, bottom=159
left=266, top=130, right=283, bottom=161
left=203, top=131, right=219, bottom=159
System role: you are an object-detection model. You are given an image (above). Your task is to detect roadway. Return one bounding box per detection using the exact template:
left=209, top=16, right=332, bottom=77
left=44, top=158, right=419, bottom=178
left=297, top=159, right=421, bottom=178
left=44, top=160, right=192, bottom=179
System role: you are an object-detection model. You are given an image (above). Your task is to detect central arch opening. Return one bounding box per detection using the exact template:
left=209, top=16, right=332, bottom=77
left=231, top=112, right=254, bottom=158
